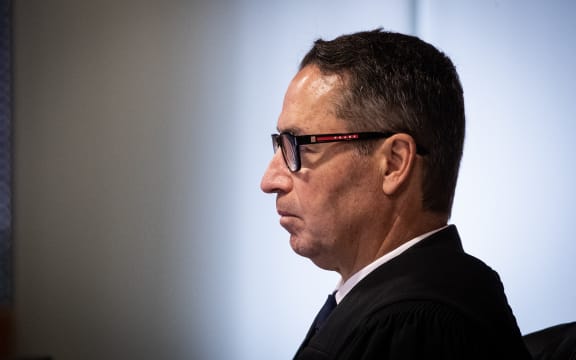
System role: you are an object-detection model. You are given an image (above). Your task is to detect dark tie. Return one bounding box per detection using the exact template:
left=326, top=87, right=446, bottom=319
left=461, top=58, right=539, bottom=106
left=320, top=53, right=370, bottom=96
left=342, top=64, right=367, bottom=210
left=312, top=293, right=337, bottom=332
left=294, top=293, right=338, bottom=357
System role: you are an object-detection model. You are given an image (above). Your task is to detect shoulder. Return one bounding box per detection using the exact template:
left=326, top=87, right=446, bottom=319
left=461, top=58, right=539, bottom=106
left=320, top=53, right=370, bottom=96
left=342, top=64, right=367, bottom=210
left=335, top=300, right=529, bottom=360
left=348, top=300, right=480, bottom=351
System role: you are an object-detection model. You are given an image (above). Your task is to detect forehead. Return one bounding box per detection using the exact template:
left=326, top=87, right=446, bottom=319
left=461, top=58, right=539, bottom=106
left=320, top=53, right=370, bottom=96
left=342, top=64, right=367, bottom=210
left=277, top=66, right=346, bottom=134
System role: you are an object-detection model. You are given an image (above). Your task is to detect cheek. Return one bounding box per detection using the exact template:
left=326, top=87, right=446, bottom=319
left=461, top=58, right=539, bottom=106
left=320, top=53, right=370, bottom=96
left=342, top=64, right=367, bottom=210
left=295, top=157, right=380, bottom=226
left=298, top=179, right=355, bottom=228
left=319, top=168, right=382, bottom=223
left=293, top=183, right=339, bottom=237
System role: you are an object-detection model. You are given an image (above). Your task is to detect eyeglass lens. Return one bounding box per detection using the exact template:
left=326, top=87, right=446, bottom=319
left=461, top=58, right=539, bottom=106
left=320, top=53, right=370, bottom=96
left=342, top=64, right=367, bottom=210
left=271, top=133, right=299, bottom=171
left=280, top=134, right=298, bottom=171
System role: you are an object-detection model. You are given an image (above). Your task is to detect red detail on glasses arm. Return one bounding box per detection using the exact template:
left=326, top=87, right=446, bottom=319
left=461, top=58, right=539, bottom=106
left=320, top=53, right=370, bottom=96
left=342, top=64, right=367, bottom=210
left=315, top=134, right=359, bottom=142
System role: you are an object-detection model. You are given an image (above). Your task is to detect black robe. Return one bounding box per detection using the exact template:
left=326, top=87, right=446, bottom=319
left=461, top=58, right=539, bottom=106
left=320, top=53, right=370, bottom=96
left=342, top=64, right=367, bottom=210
left=294, top=225, right=532, bottom=359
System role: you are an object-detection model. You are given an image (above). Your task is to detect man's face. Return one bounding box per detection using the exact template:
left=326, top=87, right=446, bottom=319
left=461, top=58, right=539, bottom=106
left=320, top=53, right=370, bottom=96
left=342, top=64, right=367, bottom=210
left=260, top=66, right=387, bottom=272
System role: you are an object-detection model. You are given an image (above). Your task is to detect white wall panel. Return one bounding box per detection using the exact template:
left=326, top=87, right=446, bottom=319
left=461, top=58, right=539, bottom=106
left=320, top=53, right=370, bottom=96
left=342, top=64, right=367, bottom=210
left=232, top=1, right=411, bottom=357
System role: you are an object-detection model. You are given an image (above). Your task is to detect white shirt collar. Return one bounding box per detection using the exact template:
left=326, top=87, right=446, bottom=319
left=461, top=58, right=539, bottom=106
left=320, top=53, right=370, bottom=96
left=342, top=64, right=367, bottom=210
left=334, top=225, right=449, bottom=304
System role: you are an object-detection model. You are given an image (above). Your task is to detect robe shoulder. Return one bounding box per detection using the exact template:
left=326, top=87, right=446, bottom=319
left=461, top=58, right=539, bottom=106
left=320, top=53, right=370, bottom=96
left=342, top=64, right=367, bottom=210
left=334, top=300, right=531, bottom=360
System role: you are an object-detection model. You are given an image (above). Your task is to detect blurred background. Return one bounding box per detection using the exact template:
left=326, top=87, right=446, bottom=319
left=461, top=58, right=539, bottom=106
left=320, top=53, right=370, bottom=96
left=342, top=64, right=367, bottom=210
left=3, top=0, right=575, bottom=359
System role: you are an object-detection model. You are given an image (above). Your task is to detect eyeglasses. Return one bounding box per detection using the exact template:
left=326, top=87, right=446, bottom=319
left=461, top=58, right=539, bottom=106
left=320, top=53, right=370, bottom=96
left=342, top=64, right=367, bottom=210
left=270, top=131, right=395, bottom=172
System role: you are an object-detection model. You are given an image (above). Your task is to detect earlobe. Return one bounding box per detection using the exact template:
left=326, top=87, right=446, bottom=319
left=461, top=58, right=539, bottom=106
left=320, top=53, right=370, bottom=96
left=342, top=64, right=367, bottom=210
left=380, top=134, right=417, bottom=195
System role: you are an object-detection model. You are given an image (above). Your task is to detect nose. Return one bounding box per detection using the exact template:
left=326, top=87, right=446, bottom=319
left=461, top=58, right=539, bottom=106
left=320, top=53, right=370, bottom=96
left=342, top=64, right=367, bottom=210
left=260, top=149, right=293, bottom=194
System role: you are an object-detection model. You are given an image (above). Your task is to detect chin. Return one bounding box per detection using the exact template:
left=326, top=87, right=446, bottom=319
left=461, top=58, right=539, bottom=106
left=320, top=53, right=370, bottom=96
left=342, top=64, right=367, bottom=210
left=309, top=257, right=337, bottom=271
left=290, top=235, right=317, bottom=258
left=290, top=236, right=335, bottom=271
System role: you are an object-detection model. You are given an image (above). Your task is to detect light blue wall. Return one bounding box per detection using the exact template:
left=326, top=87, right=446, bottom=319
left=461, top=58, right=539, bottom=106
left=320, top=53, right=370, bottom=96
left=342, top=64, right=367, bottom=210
left=418, top=0, right=576, bottom=334
left=13, top=1, right=575, bottom=360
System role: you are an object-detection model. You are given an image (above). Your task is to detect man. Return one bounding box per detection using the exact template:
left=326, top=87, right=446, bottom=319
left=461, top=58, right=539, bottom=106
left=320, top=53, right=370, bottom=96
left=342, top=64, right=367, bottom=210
left=261, top=29, right=531, bottom=359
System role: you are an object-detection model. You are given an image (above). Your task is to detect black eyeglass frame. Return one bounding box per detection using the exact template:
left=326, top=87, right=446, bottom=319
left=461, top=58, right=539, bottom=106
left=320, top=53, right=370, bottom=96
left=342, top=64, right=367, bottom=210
left=271, top=131, right=427, bottom=172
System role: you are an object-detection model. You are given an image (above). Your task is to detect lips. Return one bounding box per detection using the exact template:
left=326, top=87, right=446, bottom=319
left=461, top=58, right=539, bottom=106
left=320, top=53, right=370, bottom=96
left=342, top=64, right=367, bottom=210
left=277, top=209, right=296, bottom=217
left=276, top=198, right=297, bottom=218
left=276, top=205, right=300, bottom=232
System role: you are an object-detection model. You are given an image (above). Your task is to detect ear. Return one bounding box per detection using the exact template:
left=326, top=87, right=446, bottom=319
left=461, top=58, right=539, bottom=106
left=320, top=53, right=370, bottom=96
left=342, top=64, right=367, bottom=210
left=379, top=134, right=418, bottom=195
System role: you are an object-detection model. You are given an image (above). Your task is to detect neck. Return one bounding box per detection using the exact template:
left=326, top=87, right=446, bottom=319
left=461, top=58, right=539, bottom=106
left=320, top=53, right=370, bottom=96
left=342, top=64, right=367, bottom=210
left=337, top=211, right=448, bottom=282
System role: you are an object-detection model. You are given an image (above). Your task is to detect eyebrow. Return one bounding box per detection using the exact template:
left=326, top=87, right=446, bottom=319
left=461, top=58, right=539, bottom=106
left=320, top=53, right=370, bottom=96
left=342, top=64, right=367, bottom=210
left=277, top=126, right=305, bottom=135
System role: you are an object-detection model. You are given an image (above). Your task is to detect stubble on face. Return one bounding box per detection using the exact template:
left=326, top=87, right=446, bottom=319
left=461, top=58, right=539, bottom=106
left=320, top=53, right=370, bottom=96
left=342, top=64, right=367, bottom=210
left=275, top=66, right=386, bottom=273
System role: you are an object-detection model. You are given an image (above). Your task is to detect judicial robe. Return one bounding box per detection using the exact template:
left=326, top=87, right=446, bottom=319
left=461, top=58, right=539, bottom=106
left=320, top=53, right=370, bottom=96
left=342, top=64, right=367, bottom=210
left=294, top=225, right=532, bottom=359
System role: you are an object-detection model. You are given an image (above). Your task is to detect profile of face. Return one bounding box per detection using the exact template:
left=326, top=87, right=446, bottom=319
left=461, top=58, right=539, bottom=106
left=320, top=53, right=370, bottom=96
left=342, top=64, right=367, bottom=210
left=260, top=66, right=388, bottom=272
